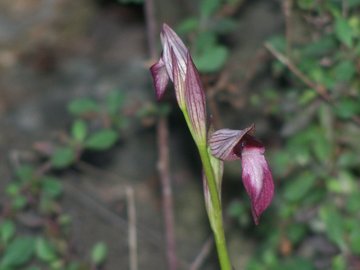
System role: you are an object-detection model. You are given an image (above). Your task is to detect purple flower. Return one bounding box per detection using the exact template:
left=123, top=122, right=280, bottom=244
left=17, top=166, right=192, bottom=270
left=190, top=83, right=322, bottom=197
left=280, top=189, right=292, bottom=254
left=209, top=125, right=274, bottom=225
left=150, top=24, right=207, bottom=145
left=150, top=23, right=188, bottom=106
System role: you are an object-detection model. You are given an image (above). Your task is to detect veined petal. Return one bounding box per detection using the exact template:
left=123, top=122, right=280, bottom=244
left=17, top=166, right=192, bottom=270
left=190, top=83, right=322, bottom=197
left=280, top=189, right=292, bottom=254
left=209, top=125, right=254, bottom=160
left=161, top=23, right=187, bottom=81
left=150, top=57, right=170, bottom=100
left=171, top=48, right=186, bottom=109
left=241, top=145, right=274, bottom=225
left=184, top=52, right=207, bottom=145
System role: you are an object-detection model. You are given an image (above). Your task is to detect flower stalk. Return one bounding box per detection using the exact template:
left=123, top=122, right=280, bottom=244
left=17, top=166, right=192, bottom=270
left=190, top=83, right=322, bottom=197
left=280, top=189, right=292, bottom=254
left=150, top=23, right=274, bottom=269
left=183, top=108, right=232, bottom=269
left=198, top=145, right=232, bottom=270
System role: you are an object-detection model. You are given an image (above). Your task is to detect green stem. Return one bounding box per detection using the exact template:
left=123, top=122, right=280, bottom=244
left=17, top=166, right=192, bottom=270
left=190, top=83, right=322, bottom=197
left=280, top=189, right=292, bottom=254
left=182, top=110, right=232, bottom=270
left=198, top=146, right=232, bottom=270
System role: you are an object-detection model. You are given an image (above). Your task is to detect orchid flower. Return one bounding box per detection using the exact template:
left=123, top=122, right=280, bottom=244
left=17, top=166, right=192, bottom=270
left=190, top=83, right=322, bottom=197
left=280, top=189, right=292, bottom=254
left=150, top=24, right=206, bottom=145
left=150, top=23, right=187, bottom=107
left=150, top=23, right=275, bottom=269
left=209, top=125, right=274, bottom=225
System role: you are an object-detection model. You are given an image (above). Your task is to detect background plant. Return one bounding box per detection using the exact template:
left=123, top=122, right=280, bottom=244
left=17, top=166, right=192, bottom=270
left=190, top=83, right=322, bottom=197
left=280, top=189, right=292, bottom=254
left=1, top=0, right=360, bottom=269
left=0, top=89, right=131, bottom=270
left=227, top=1, right=360, bottom=269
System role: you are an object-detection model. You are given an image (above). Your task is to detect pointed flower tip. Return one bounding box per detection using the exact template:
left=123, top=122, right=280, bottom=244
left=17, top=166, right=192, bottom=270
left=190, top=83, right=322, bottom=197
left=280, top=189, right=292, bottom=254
left=162, top=23, right=170, bottom=31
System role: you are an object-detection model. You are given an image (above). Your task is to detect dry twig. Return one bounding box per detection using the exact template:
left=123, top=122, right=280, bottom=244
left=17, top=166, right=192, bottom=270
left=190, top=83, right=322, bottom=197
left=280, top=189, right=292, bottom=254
left=264, top=42, right=331, bottom=102
left=144, top=0, right=178, bottom=269
left=126, top=186, right=138, bottom=270
left=265, top=43, right=360, bottom=126
left=190, top=236, right=214, bottom=270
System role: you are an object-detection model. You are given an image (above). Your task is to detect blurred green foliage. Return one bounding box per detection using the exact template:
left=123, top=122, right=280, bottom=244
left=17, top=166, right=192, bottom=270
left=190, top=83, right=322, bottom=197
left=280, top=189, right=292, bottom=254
left=1, top=0, right=359, bottom=268
left=178, top=0, right=242, bottom=72
left=227, top=1, right=360, bottom=269
left=0, top=90, right=127, bottom=269
left=0, top=85, right=166, bottom=269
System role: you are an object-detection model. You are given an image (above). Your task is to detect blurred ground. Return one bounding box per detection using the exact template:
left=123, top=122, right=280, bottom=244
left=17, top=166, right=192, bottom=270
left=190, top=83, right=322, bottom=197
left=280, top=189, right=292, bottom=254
left=0, top=0, right=282, bottom=269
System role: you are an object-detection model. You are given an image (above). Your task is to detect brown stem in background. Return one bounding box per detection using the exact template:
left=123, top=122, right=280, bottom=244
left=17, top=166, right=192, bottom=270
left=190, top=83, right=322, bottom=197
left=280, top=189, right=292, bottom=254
left=126, top=187, right=138, bottom=270
left=283, top=0, right=293, bottom=56
left=265, top=43, right=360, bottom=126
left=144, top=1, right=178, bottom=270
left=157, top=117, right=177, bottom=270
left=264, top=43, right=331, bottom=102
left=190, top=236, right=214, bottom=270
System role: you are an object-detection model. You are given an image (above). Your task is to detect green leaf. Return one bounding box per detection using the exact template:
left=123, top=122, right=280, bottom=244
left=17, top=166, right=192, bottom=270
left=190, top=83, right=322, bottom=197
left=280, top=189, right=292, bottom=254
left=106, top=90, right=125, bottom=115
left=194, top=32, right=217, bottom=51
left=194, top=45, right=228, bottom=73
left=267, top=35, right=286, bottom=53
left=333, top=60, right=356, bottom=82
left=326, top=171, right=355, bottom=194
left=71, top=120, right=87, bottom=142
left=332, top=255, right=347, bottom=270
left=302, top=36, right=336, bottom=57
left=335, top=98, right=360, bottom=119
left=299, top=89, right=317, bottom=105
left=85, top=130, right=118, bottom=150
left=41, top=177, right=63, bottom=199
left=35, top=237, right=57, bottom=262
left=311, top=128, right=332, bottom=164
left=284, top=172, right=317, bottom=202
left=287, top=224, right=307, bottom=244
left=297, top=0, right=315, bottom=10
left=211, top=18, right=237, bottom=34
left=12, top=195, right=28, bottom=210
left=68, top=98, right=99, bottom=115
left=271, top=151, right=293, bottom=176
left=39, top=195, right=56, bottom=214
left=338, top=151, right=360, bottom=168
left=177, top=17, right=199, bottom=34
left=66, top=262, right=82, bottom=270
left=26, top=267, right=41, bottom=270
left=287, top=130, right=312, bottom=166
left=280, top=257, right=315, bottom=270
left=51, top=147, right=76, bottom=169
left=6, top=184, right=20, bottom=197
left=200, top=0, right=221, bottom=18
left=350, top=227, right=360, bottom=254
left=227, top=201, right=244, bottom=218
left=319, top=206, right=345, bottom=248
left=0, top=220, right=15, bottom=245
left=335, top=18, right=353, bottom=47
left=91, top=242, right=108, bottom=265
left=346, top=191, right=360, bottom=213
left=15, top=165, right=34, bottom=183
left=0, top=236, right=35, bottom=267
left=348, top=0, right=360, bottom=8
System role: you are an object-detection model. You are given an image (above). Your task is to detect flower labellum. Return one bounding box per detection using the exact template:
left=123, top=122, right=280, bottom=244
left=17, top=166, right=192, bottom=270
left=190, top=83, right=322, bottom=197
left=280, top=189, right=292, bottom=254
left=209, top=126, right=274, bottom=225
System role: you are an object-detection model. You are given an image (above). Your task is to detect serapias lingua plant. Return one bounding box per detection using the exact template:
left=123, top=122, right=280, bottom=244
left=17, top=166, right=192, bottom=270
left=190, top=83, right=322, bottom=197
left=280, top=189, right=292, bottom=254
left=150, top=23, right=274, bottom=269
